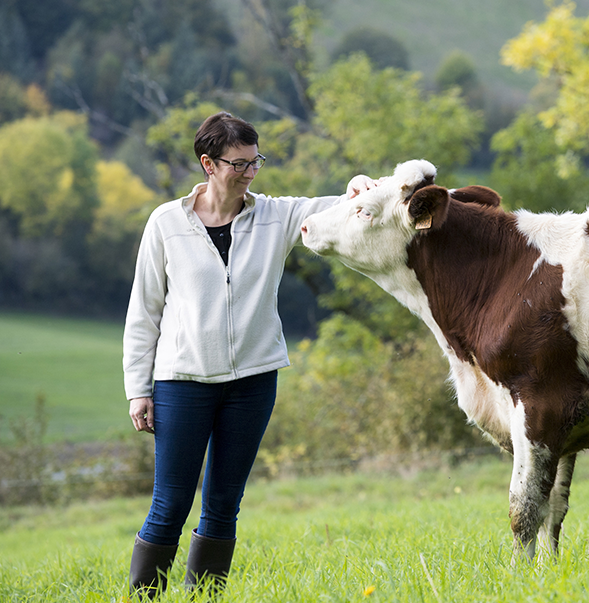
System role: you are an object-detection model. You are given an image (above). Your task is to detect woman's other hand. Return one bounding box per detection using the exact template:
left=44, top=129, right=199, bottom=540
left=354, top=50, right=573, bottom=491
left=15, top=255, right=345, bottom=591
left=346, top=175, right=387, bottom=199
left=129, top=397, right=155, bottom=433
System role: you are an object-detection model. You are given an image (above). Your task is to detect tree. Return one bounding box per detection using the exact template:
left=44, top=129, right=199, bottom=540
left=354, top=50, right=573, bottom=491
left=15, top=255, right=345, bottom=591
left=85, top=160, right=160, bottom=313
left=240, top=0, right=327, bottom=120
left=0, top=112, right=99, bottom=240
left=487, top=1, right=589, bottom=212
left=500, top=1, right=589, bottom=169
left=0, top=111, right=100, bottom=310
left=435, top=50, right=484, bottom=110
left=331, top=26, right=409, bottom=71
left=11, top=0, right=76, bottom=62
left=491, top=110, right=589, bottom=213
left=258, top=53, right=483, bottom=191
left=0, top=73, right=27, bottom=124
left=44, top=0, right=238, bottom=142
left=0, top=5, right=35, bottom=80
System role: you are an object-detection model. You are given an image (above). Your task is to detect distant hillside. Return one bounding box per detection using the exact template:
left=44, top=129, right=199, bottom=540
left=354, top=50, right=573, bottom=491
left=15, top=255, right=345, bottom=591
left=317, top=0, right=589, bottom=99
left=223, top=0, right=589, bottom=108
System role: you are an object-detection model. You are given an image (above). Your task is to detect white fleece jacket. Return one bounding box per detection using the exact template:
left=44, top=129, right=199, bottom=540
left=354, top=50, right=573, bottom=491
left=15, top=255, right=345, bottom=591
left=123, top=182, right=342, bottom=400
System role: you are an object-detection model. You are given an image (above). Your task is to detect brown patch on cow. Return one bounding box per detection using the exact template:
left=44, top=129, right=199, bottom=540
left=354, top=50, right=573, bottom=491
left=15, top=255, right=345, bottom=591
left=406, top=198, right=589, bottom=453
left=450, top=185, right=501, bottom=207
left=585, top=220, right=589, bottom=237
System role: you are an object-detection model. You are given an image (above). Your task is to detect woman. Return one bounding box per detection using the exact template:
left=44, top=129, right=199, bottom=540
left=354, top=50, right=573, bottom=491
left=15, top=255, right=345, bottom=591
left=123, top=111, right=377, bottom=599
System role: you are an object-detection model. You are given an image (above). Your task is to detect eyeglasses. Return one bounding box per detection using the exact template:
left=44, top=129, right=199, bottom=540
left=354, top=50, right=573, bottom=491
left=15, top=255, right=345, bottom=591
left=216, top=154, right=266, bottom=173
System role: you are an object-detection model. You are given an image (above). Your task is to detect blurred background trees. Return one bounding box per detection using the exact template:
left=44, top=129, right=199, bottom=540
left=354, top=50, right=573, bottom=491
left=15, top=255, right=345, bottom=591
left=2, top=0, right=589, bottom=461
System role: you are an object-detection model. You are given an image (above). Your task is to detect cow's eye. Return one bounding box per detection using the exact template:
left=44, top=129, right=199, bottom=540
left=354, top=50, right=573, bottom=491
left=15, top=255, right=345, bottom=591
left=357, top=207, right=372, bottom=220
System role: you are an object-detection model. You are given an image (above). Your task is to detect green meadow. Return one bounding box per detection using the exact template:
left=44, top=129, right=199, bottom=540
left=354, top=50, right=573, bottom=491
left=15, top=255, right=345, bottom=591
left=3, top=312, right=589, bottom=601
left=2, top=455, right=589, bottom=602
left=0, top=312, right=129, bottom=442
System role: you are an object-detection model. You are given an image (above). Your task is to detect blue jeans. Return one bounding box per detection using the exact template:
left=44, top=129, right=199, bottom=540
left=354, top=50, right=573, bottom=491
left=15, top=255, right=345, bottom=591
left=138, top=371, right=277, bottom=545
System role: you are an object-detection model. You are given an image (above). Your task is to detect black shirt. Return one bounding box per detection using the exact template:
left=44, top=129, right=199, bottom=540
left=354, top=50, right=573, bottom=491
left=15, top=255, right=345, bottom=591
left=206, top=222, right=232, bottom=266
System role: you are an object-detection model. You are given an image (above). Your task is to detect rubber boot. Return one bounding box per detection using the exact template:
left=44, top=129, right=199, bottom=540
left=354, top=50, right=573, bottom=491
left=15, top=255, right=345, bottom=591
left=184, top=530, right=236, bottom=594
left=129, top=533, right=178, bottom=600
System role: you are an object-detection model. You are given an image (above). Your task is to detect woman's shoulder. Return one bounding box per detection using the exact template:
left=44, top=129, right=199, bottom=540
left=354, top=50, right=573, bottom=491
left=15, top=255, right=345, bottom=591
left=246, top=190, right=310, bottom=211
left=147, top=198, right=185, bottom=223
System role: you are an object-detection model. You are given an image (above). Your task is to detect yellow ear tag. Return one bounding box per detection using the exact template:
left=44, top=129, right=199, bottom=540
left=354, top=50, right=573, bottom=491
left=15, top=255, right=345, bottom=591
left=415, top=212, right=432, bottom=230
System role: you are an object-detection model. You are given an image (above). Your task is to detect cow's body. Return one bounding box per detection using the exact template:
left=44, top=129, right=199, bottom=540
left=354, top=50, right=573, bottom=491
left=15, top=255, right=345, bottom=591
left=301, top=159, right=589, bottom=561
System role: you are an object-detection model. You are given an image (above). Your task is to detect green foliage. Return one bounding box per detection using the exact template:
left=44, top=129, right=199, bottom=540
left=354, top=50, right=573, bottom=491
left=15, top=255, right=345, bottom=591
left=0, top=5, right=35, bottom=80
left=491, top=110, right=589, bottom=212
left=0, top=73, right=27, bottom=124
left=319, top=262, right=423, bottom=341
left=0, top=394, right=56, bottom=505
left=435, top=50, right=485, bottom=110
left=436, top=50, right=479, bottom=91
left=41, top=0, right=238, bottom=133
left=146, top=95, right=223, bottom=192
left=262, top=314, right=482, bottom=472
left=0, top=112, right=107, bottom=311
left=331, top=26, right=410, bottom=70
left=310, top=54, right=483, bottom=177
left=254, top=53, right=484, bottom=199
left=86, top=160, right=161, bottom=307
left=499, top=2, right=589, bottom=176
left=0, top=112, right=98, bottom=238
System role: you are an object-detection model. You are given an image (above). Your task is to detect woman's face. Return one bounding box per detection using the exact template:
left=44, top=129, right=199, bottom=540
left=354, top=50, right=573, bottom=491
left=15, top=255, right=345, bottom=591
left=206, top=144, right=260, bottom=199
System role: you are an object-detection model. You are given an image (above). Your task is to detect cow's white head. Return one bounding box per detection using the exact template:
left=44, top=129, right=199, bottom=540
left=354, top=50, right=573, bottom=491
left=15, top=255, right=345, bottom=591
left=301, top=159, right=445, bottom=277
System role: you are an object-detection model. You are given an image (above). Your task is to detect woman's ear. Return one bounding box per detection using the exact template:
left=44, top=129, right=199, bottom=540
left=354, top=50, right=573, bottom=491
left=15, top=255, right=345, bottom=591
left=201, top=154, right=214, bottom=176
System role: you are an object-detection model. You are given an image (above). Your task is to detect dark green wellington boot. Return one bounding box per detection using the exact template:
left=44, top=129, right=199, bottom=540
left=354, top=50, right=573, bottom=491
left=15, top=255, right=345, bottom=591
left=129, top=533, right=178, bottom=600
left=184, top=530, right=237, bottom=595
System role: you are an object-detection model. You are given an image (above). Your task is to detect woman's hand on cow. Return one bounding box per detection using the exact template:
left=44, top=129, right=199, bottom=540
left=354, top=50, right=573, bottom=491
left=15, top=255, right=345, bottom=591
left=129, top=397, right=155, bottom=434
left=346, top=175, right=387, bottom=199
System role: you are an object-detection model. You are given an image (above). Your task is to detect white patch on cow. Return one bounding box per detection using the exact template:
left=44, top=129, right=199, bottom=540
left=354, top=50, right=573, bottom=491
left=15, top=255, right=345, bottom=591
left=508, top=401, right=551, bottom=562
left=446, top=355, right=513, bottom=446
left=515, top=209, right=589, bottom=378
left=527, top=256, right=544, bottom=281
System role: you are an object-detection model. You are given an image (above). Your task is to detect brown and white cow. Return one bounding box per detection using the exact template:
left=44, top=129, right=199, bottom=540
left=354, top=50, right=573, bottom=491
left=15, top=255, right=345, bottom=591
left=301, top=159, right=589, bottom=562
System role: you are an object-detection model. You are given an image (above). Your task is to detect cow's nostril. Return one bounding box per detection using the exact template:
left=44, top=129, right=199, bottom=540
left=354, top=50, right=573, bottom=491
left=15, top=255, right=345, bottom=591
left=301, top=225, right=308, bottom=234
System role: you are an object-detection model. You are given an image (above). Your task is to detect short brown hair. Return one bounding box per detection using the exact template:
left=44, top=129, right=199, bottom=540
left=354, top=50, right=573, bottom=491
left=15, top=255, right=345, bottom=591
left=193, top=112, right=259, bottom=173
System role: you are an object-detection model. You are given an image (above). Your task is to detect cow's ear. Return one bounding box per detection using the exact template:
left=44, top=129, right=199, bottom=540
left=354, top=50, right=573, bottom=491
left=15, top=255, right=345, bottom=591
left=408, top=185, right=449, bottom=231
left=450, top=185, right=501, bottom=207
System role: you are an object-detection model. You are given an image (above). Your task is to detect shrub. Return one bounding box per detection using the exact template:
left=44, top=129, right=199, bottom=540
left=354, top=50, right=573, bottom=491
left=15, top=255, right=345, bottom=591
left=260, top=314, right=483, bottom=475
left=0, top=394, right=155, bottom=506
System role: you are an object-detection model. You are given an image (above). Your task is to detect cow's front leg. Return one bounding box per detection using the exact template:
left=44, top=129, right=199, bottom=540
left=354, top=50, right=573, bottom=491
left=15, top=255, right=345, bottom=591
left=537, top=453, right=576, bottom=561
left=509, top=404, right=558, bottom=564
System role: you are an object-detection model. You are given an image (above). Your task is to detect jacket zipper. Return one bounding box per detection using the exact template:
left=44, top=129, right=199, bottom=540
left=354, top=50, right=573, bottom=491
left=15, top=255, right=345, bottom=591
left=189, top=200, right=252, bottom=377
left=225, top=225, right=236, bottom=377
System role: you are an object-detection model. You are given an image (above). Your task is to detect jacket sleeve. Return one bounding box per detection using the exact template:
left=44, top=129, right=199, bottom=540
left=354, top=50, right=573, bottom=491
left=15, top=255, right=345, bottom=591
left=122, top=215, right=167, bottom=400
left=269, top=193, right=346, bottom=249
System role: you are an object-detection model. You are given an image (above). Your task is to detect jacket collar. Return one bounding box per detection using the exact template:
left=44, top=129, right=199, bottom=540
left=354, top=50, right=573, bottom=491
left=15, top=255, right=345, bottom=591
left=181, top=182, right=256, bottom=221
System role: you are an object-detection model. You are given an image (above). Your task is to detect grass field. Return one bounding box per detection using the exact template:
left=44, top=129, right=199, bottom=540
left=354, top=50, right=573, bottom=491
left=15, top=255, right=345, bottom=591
left=0, top=312, right=129, bottom=443
left=3, top=313, right=589, bottom=600
left=2, top=455, right=589, bottom=601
